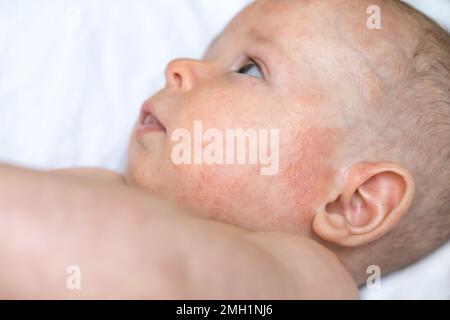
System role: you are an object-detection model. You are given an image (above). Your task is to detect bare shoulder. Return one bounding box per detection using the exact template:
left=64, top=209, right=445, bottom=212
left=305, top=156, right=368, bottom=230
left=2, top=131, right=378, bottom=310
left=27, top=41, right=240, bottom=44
left=49, top=167, right=126, bottom=184
left=244, top=232, right=360, bottom=299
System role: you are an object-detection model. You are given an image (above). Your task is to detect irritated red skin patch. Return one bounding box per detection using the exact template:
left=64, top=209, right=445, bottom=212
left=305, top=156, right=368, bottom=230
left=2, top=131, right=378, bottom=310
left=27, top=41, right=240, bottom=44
left=162, top=125, right=344, bottom=234
left=279, top=126, right=343, bottom=224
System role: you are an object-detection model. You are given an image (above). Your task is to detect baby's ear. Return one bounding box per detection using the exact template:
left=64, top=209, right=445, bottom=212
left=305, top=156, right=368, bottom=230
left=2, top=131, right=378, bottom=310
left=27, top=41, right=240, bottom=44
left=312, top=162, right=415, bottom=247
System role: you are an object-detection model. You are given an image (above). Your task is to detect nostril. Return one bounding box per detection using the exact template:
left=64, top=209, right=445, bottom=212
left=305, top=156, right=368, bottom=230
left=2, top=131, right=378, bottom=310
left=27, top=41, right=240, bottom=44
left=165, top=59, right=196, bottom=92
left=173, top=72, right=182, bottom=87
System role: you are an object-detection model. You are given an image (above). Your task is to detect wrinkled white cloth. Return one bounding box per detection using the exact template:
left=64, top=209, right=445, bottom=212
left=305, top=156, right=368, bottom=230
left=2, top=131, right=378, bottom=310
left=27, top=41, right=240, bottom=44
left=0, top=0, right=448, bottom=299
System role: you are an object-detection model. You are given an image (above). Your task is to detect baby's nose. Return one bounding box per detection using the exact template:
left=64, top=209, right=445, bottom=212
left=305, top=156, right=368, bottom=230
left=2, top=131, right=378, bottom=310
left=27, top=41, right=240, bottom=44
left=164, top=58, right=203, bottom=92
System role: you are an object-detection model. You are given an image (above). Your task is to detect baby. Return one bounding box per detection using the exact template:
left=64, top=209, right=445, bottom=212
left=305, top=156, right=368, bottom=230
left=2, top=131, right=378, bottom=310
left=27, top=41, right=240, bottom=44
left=1, top=0, right=449, bottom=299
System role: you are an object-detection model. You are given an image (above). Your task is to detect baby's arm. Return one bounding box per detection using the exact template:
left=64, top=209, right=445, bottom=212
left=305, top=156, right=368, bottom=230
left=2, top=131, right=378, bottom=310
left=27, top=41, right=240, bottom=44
left=0, top=164, right=358, bottom=299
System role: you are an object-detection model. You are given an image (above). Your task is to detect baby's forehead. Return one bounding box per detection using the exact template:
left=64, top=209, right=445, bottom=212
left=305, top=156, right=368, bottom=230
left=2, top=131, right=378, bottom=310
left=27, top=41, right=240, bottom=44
left=219, top=0, right=418, bottom=53
left=216, top=0, right=419, bottom=82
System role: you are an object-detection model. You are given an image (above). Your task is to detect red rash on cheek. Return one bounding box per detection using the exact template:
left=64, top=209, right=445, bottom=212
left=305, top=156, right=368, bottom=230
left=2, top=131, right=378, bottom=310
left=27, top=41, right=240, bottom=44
left=280, top=127, right=343, bottom=218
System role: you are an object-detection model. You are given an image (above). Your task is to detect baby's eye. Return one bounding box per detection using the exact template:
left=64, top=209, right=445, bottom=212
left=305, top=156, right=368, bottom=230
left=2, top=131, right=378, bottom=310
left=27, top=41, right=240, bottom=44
left=236, top=60, right=264, bottom=79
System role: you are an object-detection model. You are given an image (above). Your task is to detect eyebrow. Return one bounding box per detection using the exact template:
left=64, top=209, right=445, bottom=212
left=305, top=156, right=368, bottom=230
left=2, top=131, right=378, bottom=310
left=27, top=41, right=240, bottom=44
left=249, top=29, right=276, bottom=47
left=205, top=29, right=285, bottom=58
left=248, top=29, right=286, bottom=56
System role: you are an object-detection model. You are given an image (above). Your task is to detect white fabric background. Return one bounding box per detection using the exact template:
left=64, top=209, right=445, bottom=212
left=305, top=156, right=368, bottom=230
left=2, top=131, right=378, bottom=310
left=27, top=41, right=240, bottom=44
left=0, top=0, right=448, bottom=299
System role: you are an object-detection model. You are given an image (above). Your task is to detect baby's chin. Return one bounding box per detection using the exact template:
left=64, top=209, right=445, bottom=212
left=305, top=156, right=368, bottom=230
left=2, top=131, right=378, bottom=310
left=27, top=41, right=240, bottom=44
left=124, top=169, right=137, bottom=187
left=124, top=157, right=160, bottom=194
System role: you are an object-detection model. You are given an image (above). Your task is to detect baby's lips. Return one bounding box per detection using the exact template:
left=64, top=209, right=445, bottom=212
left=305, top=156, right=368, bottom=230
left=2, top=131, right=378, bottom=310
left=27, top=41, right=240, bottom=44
left=141, top=112, right=166, bottom=131
left=139, top=101, right=166, bottom=131
left=135, top=101, right=167, bottom=139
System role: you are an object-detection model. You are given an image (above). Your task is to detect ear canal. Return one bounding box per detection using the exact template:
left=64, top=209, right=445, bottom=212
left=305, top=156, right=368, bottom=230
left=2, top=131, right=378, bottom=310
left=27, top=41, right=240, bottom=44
left=325, top=192, right=372, bottom=229
left=325, top=195, right=345, bottom=215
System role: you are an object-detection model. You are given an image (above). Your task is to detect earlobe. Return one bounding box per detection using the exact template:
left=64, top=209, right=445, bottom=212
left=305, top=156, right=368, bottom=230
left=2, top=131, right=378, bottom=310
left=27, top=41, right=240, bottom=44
left=312, top=211, right=349, bottom=243
left=313, top=162, right=415, bottom=247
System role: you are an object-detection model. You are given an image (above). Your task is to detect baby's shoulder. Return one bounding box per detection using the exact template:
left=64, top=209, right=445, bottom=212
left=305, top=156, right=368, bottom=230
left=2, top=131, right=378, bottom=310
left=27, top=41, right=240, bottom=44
left=246, top=233, right=360, bottom=299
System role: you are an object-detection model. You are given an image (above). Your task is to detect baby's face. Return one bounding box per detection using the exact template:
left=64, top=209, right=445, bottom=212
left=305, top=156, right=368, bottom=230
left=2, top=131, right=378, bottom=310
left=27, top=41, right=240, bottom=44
left=126, top=0, right=400, bottom=235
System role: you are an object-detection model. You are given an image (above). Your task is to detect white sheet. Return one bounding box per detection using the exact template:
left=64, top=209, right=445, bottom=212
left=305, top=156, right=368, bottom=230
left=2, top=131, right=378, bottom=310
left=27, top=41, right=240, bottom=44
left=0, top=0, right=253, bottom=171
left=0, top=0, right=448, bottom=299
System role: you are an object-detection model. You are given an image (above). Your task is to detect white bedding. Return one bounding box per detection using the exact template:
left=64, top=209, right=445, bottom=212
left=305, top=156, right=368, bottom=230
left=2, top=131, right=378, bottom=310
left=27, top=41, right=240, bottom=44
left=0, top=0, right=448, bottom=299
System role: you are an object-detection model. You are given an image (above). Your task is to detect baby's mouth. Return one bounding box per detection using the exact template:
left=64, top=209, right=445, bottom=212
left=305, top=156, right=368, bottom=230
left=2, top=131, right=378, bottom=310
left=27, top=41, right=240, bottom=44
left=136, top=107, right=166, bottom=137
left=141, top=112, right=165, bottom=130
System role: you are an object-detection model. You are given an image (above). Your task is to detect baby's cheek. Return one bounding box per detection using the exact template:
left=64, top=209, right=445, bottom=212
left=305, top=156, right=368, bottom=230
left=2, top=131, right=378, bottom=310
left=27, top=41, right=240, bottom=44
left=280, top=127, right=343, bottom=216
left=169, top=160, right=260, bottom=219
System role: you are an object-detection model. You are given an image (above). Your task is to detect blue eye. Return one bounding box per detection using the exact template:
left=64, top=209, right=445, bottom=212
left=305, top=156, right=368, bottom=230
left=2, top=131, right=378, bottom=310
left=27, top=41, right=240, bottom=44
left=237, top=60, right=264, bottom=79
